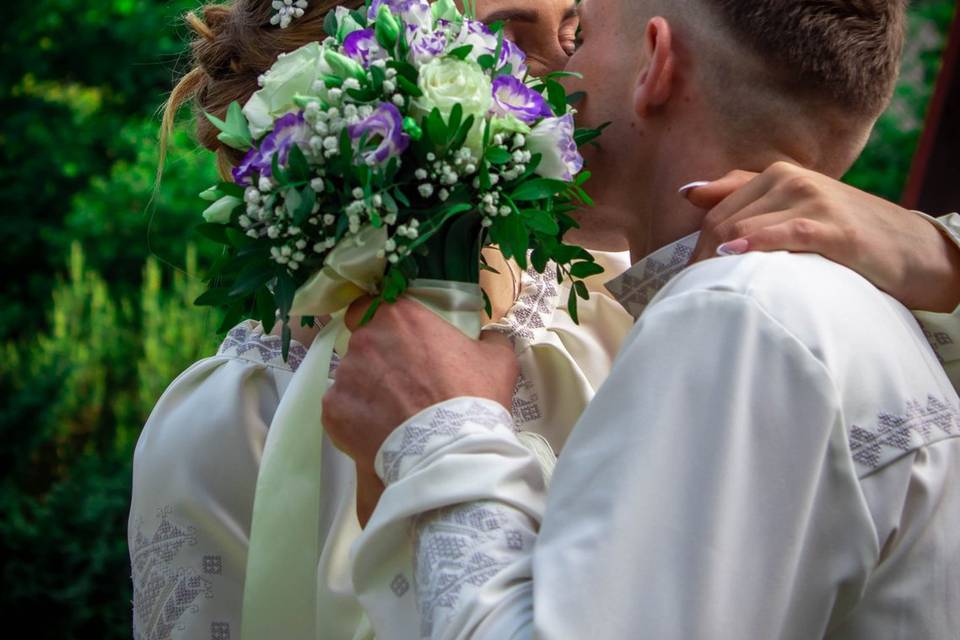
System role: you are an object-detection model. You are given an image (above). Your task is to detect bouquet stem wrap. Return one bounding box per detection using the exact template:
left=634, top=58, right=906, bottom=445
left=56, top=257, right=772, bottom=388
left=241, top=276, right=482, bottom=640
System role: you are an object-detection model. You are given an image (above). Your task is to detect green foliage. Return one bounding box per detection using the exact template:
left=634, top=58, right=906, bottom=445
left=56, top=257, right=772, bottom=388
left=0, top=245, right=220, bottom=637
left=846, top=0, right=957, bottom=202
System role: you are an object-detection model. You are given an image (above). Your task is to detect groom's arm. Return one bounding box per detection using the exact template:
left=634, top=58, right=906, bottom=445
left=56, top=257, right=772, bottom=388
left=337, top=289, right=877, bottom=639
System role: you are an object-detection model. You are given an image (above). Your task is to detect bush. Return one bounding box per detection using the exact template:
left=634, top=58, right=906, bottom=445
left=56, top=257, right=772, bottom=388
left=0, top=244, right=220, bottom=638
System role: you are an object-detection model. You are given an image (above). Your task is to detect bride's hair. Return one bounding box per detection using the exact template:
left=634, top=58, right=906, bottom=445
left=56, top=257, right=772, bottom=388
left=160, top=0, right=364, bottom=179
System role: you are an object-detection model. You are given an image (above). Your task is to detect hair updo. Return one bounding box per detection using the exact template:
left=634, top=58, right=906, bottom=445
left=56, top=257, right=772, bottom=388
left=161, top=0, right=364, bottom=178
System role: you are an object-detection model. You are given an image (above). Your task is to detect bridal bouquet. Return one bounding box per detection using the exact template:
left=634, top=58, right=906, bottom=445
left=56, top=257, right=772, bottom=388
left=196, top=0, right=602, bottom=359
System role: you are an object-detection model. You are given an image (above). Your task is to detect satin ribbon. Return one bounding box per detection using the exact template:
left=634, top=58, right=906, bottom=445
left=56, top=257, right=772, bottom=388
left=241, top=269, right=483, bottom=639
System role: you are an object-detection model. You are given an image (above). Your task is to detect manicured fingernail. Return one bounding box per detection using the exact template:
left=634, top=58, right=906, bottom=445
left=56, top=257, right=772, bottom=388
left=678, top=181, right=711, bottom=198
left=717, top=238, right=749, bottom=256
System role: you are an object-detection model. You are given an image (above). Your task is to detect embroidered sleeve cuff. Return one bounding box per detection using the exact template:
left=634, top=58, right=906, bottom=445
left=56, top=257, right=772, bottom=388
left=374, top=397, right=515, bottom=485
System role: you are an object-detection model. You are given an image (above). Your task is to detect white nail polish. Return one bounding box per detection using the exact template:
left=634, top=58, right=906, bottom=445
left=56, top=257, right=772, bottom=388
left=678, top=181, right=711, bottom=197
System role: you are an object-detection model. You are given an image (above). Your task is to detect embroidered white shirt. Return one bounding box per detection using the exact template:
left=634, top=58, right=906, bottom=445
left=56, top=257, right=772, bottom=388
left=127, top=251, right=633, bottom=640
left=354, top=237, right=960, bottom=639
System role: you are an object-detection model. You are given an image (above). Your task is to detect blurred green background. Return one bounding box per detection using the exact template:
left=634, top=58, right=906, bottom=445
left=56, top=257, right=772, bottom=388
left=0, top=1, right=955, bottom=637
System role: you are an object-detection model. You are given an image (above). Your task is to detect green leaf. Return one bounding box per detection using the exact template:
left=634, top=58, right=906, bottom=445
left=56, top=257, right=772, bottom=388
left=219, top=302, right=247, bottom=333
left=194, top=287, right=234, bottom=307
left=323, top=9, right=338, bottom=38
left=447, top=45, right=474, bottom=60
left=567, top=287, right=580, bottom=324
left=196, top=222, right=231, bottom=245
left=482, top=288, right=493, bottom=318
left=230, top=260, right=274, bottom=296
left=395, top=75, right=423, bottom=97
left=281, top=323, right=292, bottom=362
left=371, top=63, right=386, bottom=93
left=205, top=101, right=253, bottom=151
left=485, top=147, right=512, bottom=165
left=519, top=209, right=560, bottom=235
left=293, top=186, right=315, bottom=225
left=256, top=287, right=277, bottom=331
left=542, top=70, right=583, bottom=81
left=275, top=272, right=297, bottom=321
left=574, top=280, right=591, bottom=300
left=530, top=247, right=549, bottom=272
left=271, top=152, right=287, bottom=186
left=387, top=60, right=419, bottom=83
left=217, top=181, right=246, bottom=198
left=495, top=214, right=528, bottom=269
left=225, top=227, right=254, bottom=248
left=450, top=114, right=476, bottom=150
left=545, top=80, right=567, bottom=117
left=575, top=122, right=610, bottom=147
left=510, top=178, right=566, bottom=201
left=287, top=144, right=310, bottom=183
left=570, top=261, right=605, bottom=279
left=447, top=103, right=463, bottom=144
left=426, top=108, right=447, bottom=147
left=477, top=54, right=496, bottom=70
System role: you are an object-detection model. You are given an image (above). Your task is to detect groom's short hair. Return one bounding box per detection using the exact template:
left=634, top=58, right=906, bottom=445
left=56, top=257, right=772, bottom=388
left=703, top=0, right=907, bottom=118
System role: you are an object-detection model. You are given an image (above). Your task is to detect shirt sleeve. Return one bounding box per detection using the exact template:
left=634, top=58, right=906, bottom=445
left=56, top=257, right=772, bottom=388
left=352, top=290, right=879, bottom=640
left=128, top=356, right=288, bottom=640
left=913, top=212, right=960, bottom=390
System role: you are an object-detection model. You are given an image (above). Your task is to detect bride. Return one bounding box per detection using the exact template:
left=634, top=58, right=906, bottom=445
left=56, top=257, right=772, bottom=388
left=128, top=0, right=960, bottom=638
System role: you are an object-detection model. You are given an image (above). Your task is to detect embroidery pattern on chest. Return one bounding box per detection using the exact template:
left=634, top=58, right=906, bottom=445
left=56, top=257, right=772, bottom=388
left=501, top=263, right=559, bottom=342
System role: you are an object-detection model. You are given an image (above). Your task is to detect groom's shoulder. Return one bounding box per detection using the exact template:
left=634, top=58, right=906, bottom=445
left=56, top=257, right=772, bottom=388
left=654, top=250, right=929, bottom=365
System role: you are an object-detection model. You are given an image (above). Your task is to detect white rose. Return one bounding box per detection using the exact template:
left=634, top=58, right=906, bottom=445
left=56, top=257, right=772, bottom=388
left=415, top=57, right=491, bottom=153
left=243, top=42, right=333, bottom=138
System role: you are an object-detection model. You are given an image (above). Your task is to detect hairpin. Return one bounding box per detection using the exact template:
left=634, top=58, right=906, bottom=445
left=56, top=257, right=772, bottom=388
left=271, top=0, right=309, bottom=29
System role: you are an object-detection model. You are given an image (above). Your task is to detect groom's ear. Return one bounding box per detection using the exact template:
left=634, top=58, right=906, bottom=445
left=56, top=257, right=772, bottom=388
left=632, top=17, right=676, bottom=118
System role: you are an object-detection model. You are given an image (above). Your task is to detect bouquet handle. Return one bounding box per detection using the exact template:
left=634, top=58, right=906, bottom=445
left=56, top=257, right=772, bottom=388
left=241, top=280, right=482, bottom=640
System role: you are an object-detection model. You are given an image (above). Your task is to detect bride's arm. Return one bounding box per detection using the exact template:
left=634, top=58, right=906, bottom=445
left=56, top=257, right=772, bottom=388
left=128, top=347, right=288, bottom=639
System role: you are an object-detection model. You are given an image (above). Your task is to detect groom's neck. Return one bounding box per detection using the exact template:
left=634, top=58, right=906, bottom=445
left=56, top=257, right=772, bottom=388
left=619, top=144, right=807, bottom=262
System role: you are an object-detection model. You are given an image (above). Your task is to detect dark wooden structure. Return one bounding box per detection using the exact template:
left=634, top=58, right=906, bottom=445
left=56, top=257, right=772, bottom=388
left=903, top=10, right=960, bottom=214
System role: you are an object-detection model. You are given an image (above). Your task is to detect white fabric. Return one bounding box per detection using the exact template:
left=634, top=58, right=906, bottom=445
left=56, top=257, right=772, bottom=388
left=914, top=212, right=960, bottom=387
left=128, top=209, right=960, bottom=638
left=127, top=251, right=632, bottom=640
left=355, top=245, right=960, bottom=639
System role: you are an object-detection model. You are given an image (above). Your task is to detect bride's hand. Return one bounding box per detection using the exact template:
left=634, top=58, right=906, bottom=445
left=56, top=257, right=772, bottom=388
left=687, top=162, right=960, bottom=312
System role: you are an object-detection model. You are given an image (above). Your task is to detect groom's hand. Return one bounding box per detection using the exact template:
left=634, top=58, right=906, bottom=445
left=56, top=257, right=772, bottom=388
left=322, top=296, right=519, bottom=474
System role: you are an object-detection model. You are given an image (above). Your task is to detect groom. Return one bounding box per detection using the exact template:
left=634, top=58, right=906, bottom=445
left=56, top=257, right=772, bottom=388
left=326, top=0, right=960, bottom=637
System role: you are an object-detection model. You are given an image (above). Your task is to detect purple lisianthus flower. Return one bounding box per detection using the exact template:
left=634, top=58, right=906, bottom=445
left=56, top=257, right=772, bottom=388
left=233, top=111, right=312, bottom=184
left=497, top=38, right=528, bottom=77
left=232, top=147, right=260, bottom=186
left=525, top=114, right=583, bottom=182
left=343, top=28, right=388, bottom=68
left=455, top=18, right=498, bottom=56
left=490, top=76, right=552, bottom=123
left=406, top=24, right=447, bottom=64
left=348, top=102, right=411, bottom=165
left=454, top=19, right=528, bottom=77
left=369, top=0, right=432, bottom=28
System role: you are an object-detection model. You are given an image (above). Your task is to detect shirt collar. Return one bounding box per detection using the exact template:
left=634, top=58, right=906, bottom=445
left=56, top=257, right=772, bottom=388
left=604, top=232, right=700, bottom=320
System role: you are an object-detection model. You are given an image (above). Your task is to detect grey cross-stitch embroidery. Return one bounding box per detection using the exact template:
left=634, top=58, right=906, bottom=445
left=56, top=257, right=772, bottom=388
left=848, top=394, right=960, bottom=476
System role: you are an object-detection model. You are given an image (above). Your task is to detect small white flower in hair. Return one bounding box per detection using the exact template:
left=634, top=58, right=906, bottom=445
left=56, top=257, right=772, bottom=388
left=271, top=0, right=308, bottom=29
